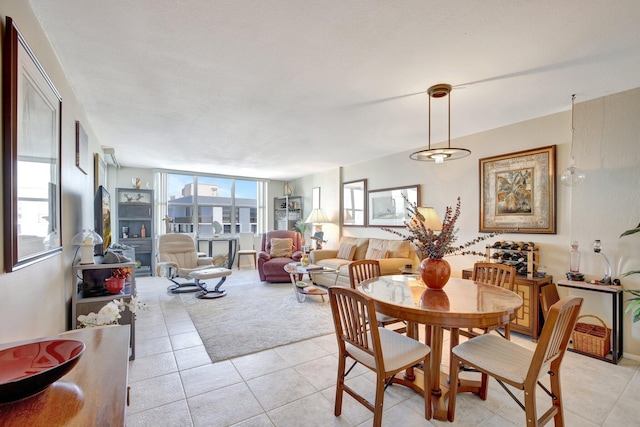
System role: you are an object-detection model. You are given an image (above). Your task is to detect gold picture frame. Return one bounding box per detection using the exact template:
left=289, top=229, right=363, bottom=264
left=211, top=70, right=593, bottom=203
left=479, top=145, right=556, bottom=234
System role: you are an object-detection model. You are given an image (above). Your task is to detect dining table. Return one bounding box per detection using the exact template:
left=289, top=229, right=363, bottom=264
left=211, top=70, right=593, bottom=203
left=358, top=274, right=523, bottom=422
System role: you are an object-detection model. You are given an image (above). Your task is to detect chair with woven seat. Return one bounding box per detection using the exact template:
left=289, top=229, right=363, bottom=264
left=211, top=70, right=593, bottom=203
left=237, top=232, right=257, bottom=269
left=328, top=287, right=432, bottom=426
left=464, top=262, right=517, bottom=339
left=348, top=260, right=406, bottom=333
left=447, top=295, right=583, bottom=425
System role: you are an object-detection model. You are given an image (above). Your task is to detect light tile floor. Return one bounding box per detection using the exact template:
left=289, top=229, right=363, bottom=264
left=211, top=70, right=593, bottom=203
left=126, top=270, right=640, bottom=426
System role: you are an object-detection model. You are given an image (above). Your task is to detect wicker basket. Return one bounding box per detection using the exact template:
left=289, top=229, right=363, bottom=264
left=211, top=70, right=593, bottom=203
left=572, top=315, right=611, bottom=358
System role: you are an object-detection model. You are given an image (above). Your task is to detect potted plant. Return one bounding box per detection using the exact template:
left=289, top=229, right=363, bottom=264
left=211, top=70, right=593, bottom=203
left=620, top=222, right=640, bottom=322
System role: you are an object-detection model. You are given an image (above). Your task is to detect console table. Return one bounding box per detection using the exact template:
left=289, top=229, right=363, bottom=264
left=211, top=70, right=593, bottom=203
left=462, top=269, right=553, bottom=341
left=196, top=236, right=238, bottom=269
left=0, top=326, right=130, bottom=426
left=558, top=279, right=623, bottom=364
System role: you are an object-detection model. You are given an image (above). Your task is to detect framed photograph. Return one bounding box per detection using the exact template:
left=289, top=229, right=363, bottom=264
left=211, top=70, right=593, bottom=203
left=94, top=153, right=107, bottom=192
left=479, top=145, right=556, bottom=234
left=367, top=185, right=419, bottom=227
left=3, top=17, right=63, bottom=271
left=342, top=179, right=367, bottom=227
left=76, top=121, right=88, bottom=174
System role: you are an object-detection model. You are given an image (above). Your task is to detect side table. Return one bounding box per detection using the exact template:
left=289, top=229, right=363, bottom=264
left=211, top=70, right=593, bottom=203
left=284, top=263, right=335, bottom=303
left=557, top=279, right=623, bottom=364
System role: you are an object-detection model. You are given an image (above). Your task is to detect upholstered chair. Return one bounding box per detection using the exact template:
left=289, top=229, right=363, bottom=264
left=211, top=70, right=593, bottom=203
left=258, top=230, right=303, bottom=282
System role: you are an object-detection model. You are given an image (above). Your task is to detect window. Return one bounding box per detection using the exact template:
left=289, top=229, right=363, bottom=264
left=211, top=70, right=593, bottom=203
left=158, top=172, right=265, bottom=236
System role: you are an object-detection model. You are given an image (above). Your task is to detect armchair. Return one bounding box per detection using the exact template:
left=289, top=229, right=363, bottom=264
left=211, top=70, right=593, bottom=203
left=157, top=233, right=217, bottom=293
left=258, top=230, right=303, bottom=282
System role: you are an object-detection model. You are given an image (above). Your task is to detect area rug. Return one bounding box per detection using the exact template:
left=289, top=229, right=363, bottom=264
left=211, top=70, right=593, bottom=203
left=181, top=279, right=334, bottom=362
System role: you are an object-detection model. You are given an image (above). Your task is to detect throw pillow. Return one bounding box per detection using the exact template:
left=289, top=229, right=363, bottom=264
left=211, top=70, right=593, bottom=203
left=270, top=238, right=293, bottom=258
left=336, top=243, right=356, bottom=261
left=366, top=247, right=389, bottom=260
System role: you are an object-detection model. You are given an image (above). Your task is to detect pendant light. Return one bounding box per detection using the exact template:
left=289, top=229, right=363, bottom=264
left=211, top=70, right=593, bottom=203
left=560, top=94, right=586, bottom=186
left=410, top=83, right=470, bottom=163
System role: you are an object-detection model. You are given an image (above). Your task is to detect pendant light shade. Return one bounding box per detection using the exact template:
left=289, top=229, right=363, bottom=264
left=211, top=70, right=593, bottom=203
left=560, top=94, right=586, bottom=187
left=410, top=83, right=471, bottom=163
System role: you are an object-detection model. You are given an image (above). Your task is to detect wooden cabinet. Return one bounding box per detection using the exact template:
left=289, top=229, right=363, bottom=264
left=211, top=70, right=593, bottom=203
left=274, top=195, right=302, bottom=230
left=463, top=268, right=553, bottom=341
left=72, top=261, right=136, bottom=359
left=117, top=188, right=154, bottom=276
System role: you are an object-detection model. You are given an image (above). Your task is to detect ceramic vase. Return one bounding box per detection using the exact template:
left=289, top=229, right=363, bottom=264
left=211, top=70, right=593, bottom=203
left=105, top=277, right=125, bottom=294
left=420, top=257, right=451, bottom=290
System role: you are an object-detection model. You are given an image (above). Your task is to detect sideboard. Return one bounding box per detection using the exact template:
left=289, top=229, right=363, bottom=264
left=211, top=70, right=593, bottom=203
left=0, top=325, right=130, bottom=426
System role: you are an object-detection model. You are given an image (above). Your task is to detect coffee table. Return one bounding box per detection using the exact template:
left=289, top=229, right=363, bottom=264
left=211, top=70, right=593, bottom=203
left=284, top=263, right=338, bottom=302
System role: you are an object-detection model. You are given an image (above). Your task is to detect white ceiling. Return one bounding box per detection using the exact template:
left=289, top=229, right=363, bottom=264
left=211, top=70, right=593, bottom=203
left=29, top=0, right=640, bottom=180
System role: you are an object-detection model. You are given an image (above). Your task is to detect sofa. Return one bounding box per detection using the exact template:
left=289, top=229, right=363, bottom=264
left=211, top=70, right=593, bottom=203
left=309, top=236, right=419, bottom=288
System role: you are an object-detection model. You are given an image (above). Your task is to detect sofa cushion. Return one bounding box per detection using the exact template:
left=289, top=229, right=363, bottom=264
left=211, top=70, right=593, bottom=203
left=337, top=243, right=356, bottom=260
left=338, top=237, right=370, bottom=260
left=316, top=258, right=352, bottom=271
left=365, top=247, right=389, bottom=260
left=368, top=238, right=412, bottom=259
left=270, top=238, right=293, bottom=258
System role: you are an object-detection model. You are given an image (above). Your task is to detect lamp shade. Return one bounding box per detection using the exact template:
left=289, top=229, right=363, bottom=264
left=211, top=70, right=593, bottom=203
left=409, top=206, right=442, bottom=232
left=304, top=208, right=330, bottom=224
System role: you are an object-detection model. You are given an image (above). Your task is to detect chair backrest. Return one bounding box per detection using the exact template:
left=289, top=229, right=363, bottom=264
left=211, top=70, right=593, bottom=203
left=260, top=230, right=302, bottom=254
left=472, top=262, right=516, bottom=291
left=348, top=259, right=381, bottom=289
left=540, top=283, right=561, bottom=321
left=526, top=296, right=583, bottom=383
left=238, top=232, right=255, bottom=251
left=328, top=287, right=383, bottom=369
left=157, top=233, right=200, bottom=268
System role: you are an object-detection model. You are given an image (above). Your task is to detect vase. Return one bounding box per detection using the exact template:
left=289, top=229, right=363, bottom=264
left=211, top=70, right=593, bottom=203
left=420, top=258, right=451, bottom=290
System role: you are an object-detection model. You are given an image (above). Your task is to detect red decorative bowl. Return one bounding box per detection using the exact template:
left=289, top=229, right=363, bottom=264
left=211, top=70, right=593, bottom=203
left=0, top=339, right=85, bottom=402
left=104, top=277, right=125, bottom=294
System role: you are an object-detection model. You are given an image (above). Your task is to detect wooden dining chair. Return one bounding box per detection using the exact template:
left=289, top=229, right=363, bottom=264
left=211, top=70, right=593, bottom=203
left=328, top=287, right=432, bottom=426
left=540, top=283, right=561, bottom=321
left=349, top=260, right=406, bottom=333
left=465, top=262, right=517, bottom=339
left=447, top=296, right=583, bottom=425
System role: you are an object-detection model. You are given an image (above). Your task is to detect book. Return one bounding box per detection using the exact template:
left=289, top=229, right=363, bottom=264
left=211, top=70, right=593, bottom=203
left=304, top=264, right=323, bottom=271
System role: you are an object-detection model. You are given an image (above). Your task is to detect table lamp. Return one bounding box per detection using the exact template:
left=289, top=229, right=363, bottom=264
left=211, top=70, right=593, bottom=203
left=305, top=208, right=330, bottom=249
left=71, top=230, right=104, bottom=265
left=409, top=206, right=442, bottom=232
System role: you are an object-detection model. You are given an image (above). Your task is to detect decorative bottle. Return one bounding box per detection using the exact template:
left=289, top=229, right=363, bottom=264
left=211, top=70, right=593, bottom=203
left=141, top=224, right=146, bottom=238
left=569, top=241, right=580, bottom=273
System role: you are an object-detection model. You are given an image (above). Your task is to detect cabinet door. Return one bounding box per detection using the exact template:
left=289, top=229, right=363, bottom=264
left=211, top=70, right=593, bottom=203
left=512, top=282, right=531, bottom=329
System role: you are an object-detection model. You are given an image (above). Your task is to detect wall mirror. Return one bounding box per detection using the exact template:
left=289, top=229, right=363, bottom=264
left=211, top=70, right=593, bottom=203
left=3, top=17, right=62, bottom=271
left=342, top=179, right=367, bottom=227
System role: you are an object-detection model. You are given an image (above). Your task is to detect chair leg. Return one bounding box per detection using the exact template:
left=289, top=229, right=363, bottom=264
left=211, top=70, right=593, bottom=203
left=524, top=381, right=538, bottom=427
left=424, top=352, right=432, bottom=420
left=504, top=324, right=511, bottom=340
left=447, top=354, right=460, bottom=422
left=550, top=366, right=565, bottom=426
left=334, top=354, right=346, bottom=416
left=373, top=374, right=385, bottom=427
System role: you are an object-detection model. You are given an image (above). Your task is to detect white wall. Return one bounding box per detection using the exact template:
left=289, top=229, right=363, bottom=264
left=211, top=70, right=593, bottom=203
left=295, top=88, right=640, bottom=357
left=0, top=1, right=106, bottom=342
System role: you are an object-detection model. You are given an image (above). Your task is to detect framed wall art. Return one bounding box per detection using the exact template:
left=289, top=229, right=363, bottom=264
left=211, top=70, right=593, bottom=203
left=342, top=179, right=366, bottom=227
left=76, top=121, right=88, bottom=174
left=367, top=184, right=419, bottom=227
left=3, top=17, right=63, bottom=271
left=479, top=145, right=556, bottom=234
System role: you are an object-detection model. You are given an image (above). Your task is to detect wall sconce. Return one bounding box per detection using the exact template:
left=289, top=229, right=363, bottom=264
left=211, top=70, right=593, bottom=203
left=409, top=83, right=471, bottom=164
left=71, top=230, right=104, bottom=265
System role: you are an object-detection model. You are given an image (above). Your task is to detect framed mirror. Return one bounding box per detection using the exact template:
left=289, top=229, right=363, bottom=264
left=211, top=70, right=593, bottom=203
left=3, top=17, right=62, bottom=271
left=342, top=179, right=367, bottom=227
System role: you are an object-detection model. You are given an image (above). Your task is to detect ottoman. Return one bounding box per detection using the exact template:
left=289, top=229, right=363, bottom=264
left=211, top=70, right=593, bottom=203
left=189, top=268, right=232, bottom=299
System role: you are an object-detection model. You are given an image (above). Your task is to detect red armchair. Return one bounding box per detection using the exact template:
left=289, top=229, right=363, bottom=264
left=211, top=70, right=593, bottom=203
left=258, top=230, right=303, bottom=282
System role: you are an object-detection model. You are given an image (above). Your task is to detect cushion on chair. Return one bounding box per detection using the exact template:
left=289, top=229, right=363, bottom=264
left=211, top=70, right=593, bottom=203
left=337, top=243, right=356, bottom=260
left=365, top=247, right=389, bottom=260
left=452, top=333, right=536, bottom=384
left=270, top=238, right=293, bottom=258
left=346, top=327, right=429, bottom=372
left=368, top=238, right=412, bottom=259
